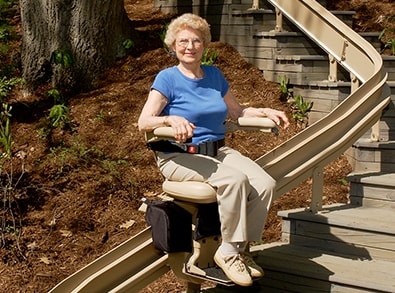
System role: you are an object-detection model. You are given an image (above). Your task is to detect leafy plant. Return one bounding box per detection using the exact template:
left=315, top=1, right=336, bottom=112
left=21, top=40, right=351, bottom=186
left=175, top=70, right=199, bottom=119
left=47, top=88, right=65, bottom=105
left=0, top=76, right=22, bottom=101
left=201, top=48, right=218, bottom=65
left=123, top=38, right=135, bottom=49
left=49, top=104, right=70, bottom=128
left=378, top=16, right=395, bottom=55
left=47, top=140, right=102, bottom=175
left=160, top=22, right=169, bottom=52
left=40, top=89, right=72, bottom=137
left=291, top=95, right=313, bottom=123
left=51, top=49, right=74, bottom=67
left=0, top=102, right=12, bottom=157
left=0, top=158, right=24, bottom=255
left=278, top=75, right=293, bottom=101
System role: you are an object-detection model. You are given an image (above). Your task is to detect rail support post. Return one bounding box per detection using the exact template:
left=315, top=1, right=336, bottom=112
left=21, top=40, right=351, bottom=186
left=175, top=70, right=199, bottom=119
left=328, top=54, right=337, bottom=82
left=186, top=282, right=201, bottom=293
left=310, top=167, right=323, bottom=213
left=275, top=8, right=283, bottom=32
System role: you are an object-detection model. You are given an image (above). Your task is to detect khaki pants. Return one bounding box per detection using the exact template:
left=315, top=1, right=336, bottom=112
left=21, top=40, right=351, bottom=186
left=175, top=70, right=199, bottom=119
left=157, top=146, right=275, bottom=243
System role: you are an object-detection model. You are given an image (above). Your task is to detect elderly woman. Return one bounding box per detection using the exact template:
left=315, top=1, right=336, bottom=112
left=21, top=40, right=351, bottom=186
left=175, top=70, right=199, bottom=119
left=138, top=13, right=289, bottom=287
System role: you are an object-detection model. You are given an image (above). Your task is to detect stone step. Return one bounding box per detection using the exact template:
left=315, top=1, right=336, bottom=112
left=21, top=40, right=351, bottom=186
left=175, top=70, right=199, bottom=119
left=277, top=204, right=395, bottom=261
left=348, top=172, right=395, bottom=208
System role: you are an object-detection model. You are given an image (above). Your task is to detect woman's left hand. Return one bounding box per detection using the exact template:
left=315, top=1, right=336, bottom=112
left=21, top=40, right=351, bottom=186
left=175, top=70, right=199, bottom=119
left=242, top=107, right=290, bottom=130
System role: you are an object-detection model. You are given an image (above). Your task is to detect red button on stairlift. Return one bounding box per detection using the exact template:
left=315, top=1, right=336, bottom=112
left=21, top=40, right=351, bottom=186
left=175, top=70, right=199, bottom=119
left=187, top=145, right=197, bottom=153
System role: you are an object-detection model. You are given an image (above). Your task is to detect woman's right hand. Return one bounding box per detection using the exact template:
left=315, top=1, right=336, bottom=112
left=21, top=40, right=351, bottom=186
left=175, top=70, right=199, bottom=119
left=165, top=115, right=196, bottom=142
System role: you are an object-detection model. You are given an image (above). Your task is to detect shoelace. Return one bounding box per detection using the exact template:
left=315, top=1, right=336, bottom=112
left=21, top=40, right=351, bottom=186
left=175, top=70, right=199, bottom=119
left=224, top=254, right=247, bottom=272
left=240, top=252, right=256, bottom=267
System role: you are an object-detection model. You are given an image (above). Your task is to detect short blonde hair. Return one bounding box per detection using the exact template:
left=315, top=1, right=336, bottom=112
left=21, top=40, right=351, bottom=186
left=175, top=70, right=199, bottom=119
left=164, top=13, right=211, bottom=50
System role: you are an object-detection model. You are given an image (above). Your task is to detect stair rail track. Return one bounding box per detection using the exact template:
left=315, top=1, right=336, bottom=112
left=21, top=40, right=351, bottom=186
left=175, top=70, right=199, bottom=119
left=49, top=0, right=390, bottom=291
left=258, top=0, right=390, bottom=211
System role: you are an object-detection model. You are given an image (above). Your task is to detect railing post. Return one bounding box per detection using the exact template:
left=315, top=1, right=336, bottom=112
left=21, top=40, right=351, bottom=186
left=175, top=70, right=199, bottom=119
left=350, top=72, right=380, bottom=141
left=251, top=0, right=259, bottom=10
left=328, top=54, right=337, bottom=82
left=310, top=167, right=323, bottom=213
left=275, top=8, right=283, bottom=32
left=371, top=121, right=381, bottom=142
left=350, top=72, right=360, bottom=93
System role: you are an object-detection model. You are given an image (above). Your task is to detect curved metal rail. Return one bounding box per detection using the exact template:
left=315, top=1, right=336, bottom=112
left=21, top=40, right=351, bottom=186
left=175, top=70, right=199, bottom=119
left=259, top=0, right=390, bottom=201
left=49, top=0, right=390, bottom=291
left=49, top=228, right=169, bottom=293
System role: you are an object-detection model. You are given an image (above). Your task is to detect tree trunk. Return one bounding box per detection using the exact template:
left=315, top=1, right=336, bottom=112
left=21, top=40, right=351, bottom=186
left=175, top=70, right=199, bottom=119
left=20, top=0, right=132, bottom=95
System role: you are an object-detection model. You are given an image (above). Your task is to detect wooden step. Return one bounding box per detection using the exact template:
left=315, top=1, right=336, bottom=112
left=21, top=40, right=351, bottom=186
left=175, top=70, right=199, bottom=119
left=345, top=139, right=395, bottom=173
left=348, top=172, right=395, bottom=208
left=249, top=243, right=395, bottom=293
left=277, top=204, right=395, bottom=261
left=230, top=7, right=355, bottom=31
left=383, top=55, right=395, bottom=81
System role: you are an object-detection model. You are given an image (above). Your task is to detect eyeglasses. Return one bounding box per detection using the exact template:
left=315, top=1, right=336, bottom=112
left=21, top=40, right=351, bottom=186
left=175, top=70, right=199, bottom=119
left=177, top=38, right=202, bottom=48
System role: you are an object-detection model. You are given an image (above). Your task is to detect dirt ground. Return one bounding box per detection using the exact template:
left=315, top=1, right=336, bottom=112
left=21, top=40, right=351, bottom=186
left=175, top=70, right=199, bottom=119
left=0, top=0, right=394, bottom=292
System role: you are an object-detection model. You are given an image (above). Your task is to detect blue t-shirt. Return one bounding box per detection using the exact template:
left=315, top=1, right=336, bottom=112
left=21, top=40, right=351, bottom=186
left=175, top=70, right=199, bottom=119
left=151, top=65, right=229, bottom=145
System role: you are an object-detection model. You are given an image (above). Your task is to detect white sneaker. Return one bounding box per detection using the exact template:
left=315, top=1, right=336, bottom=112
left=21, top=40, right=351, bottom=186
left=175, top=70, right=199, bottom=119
left=214, top=249, right=253, bottom=287
left=241, top=252, right=264, bottom=278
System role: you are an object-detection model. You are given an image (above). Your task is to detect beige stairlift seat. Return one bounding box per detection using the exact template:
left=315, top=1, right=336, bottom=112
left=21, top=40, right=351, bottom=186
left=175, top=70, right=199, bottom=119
left=144, top=117, right=277, bottom=285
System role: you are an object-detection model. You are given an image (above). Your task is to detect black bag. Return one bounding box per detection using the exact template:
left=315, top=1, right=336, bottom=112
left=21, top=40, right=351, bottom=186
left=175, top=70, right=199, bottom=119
left=145, top=200, right=192, bottom=253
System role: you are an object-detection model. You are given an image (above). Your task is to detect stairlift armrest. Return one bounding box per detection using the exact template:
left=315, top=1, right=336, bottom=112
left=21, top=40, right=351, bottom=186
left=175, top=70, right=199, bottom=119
left=145, top=117, right=278, bottom=143
left=226, top=117, right=278, bottom=134
left=145, top=127, right=176, bottom=143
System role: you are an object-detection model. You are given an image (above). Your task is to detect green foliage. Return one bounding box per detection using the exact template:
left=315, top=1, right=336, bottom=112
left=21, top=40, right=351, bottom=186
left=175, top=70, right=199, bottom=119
left=123, top=38, right=135, bottom=49
left=47, top=139, right=103, bottom=175
left=47, top=89, right=71, bottom=129
left=0, top=157, right=24, bottom=254
left=51, top=49, right=74, bottom=67
left=46, top=138, right=127, bottom=183
left=378, top=16, right=395, bottom=55
left=201, top=48, right=218, bottom=65
left=0, top=103, right=12, bottom=157
left=338, top=178, right=348, bottom=186
left=291, top=95, right=313, bottom=123
left=47, top=88, right=65, bottom=105
left=0, top=0, right=18, bottom=76
left=49, top=104, right=70, bottom=128
left=278, top=75, right=293, bottom=101
left=39, top=89, right=72, bottom=137
left=160, top=22, right=169, bottom=51
left=0, top=76, right=22, bottom=101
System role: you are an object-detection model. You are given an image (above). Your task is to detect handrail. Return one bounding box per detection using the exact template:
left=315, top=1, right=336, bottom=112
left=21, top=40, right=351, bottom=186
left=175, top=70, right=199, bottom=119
left=257, top=0, right=390, bottom=209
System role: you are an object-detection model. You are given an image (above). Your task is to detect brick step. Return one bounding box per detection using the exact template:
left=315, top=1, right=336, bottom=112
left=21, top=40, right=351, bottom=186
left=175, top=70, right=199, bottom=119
left=348, top=172, right=395, bottom=208
left=277, top=204, right=395, bottom=261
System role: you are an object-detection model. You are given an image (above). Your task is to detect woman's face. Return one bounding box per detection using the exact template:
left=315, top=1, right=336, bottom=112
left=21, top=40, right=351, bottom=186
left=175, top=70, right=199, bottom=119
left=172, top=27, right=205, bottom=65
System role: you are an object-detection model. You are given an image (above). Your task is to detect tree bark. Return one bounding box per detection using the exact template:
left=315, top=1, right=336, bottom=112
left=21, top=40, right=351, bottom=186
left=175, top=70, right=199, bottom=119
left=20, top=0, right=132, bottom=95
